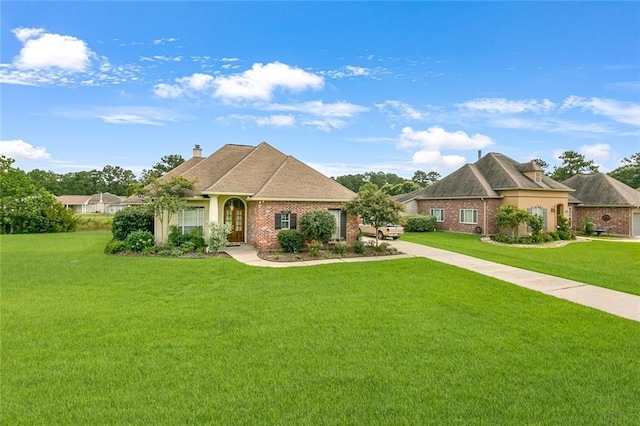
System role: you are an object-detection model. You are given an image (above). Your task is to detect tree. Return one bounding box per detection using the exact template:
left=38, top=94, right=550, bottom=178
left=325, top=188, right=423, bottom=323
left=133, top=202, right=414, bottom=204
left=0, top=156, right=77, bottom=234
left=27, top=169, right=61, bottom=195
left=381, top=180, right=420, bottom=196
left=344, top=185, right=404, bottom=245
left=138, top=176, right=194, bottom=242
left=412, top=170, right=440, bottom=187
left=495, top=205, right=530, bottom=237
left=99, top=165, right=137, bottom=195
left=532, top=158, right=549, bottom=173
left=549, top=151, right=599, bottom=182
left=140, top=154, right=185, bottom=185
left=299, top=210, right=336, bottom=245
left=609, top=153, right=640, bottom=189
left=334, top=171, right=406, bottom=193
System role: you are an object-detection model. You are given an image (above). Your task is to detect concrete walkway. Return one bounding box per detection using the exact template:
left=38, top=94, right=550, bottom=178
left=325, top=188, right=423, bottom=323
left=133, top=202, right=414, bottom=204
left=222, top=240, right=640, bottom=323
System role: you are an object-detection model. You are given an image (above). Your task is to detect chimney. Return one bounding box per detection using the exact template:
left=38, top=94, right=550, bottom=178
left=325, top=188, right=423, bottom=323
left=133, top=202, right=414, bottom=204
left=477, top=150, right=482, bottom=161
left=193, top=144, right=202, bottom=158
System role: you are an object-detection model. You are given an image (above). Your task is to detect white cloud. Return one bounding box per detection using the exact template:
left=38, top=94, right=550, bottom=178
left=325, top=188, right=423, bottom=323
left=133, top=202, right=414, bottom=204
left=98, top=114, right=164, bottom=126
left=140, top=55, right=182, bottom=62
left=212, top=62, right=323, bottom=101
left=398, top=126, right=494, bottom=150
left=265, top=100, right=368, bottom=117
left=301, top=118, right=347, bottom=132
left=579, top=143, right=612, bottom=163
left=12, top=28, right=94, bottom=71
left=12, top=27, right=45, bottom=42
left=0, top=140, right=51, bottom=160
left=256, top=115, right=295, bottom=127
left=376, top=100, right=429, bottom=120
left=178, top=73, right=214, bottom=90
left=153, top=83, right=183, bottom=98
left=221, top=57, right=240, bottom=62
left=412, top=150, right=467, bottom=169
left=457, top=97, right=556, bottom=114
left=562, top=96, right=640, bottom=126
left=152, top=37, right=177, bottom=45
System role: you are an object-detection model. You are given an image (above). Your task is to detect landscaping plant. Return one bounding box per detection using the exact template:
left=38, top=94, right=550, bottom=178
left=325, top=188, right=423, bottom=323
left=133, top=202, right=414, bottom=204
left=277, top=229, right=303, bottom=253
left=209, top=221, right=232, bottom=252
left=403, top=214, right=436, bottom=232
left=299, top=210, right=336, bottom=245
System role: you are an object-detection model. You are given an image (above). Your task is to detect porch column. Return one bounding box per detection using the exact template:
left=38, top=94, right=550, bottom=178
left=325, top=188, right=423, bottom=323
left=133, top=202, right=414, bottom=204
left=208, top=196, right=219, bottom=224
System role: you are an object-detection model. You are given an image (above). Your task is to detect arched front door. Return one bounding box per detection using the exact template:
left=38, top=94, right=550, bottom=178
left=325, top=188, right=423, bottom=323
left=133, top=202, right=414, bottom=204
left=224, top=198, right=245, bottom=243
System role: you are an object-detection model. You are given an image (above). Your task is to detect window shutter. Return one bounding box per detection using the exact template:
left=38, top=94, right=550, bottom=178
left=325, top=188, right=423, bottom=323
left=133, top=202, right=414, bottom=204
left=290, top=213, right=297, bottom=230
left=340, top=210, right=347, bottom=239
left=542, top=209, right=548, bottom=231
left=275, top=213, right=282, bottom=230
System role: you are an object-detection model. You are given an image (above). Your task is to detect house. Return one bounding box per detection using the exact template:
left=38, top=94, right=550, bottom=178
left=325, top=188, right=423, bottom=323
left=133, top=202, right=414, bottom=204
left=395, top=152, right=573, bottom=236
left=126, top=143, right=358, bottom=250
left=562, top=173, right=640, bottom=237
left=57, top=192, right=126, bottom=214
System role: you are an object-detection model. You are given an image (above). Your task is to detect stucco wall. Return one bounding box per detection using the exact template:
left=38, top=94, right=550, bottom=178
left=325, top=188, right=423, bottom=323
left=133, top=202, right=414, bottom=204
left=572, top=206, right=638, bottom=237
left=416, top=198, right=502, bottom=235
left=247, top=201, right=359, bottom=250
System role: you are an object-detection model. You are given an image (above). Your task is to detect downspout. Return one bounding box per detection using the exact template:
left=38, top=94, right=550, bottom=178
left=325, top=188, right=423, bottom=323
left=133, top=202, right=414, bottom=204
left=481, top=197, right=487, bottom=237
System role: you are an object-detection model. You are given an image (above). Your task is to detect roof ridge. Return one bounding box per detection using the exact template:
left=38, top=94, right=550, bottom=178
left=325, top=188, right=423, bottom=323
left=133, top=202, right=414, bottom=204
left=468, top=164, right=495, bottom=195
left=204, top=144, right=259, bottom=192
left=253, top=155, right=291, bottom=197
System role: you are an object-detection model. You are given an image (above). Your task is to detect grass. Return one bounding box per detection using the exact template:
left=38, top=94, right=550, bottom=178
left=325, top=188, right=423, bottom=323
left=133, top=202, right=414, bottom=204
left=1, top=231, right=639, bottom=424
left=75, top=213, right=114, bottom=231
left=402, top=231, right=640, bottom=296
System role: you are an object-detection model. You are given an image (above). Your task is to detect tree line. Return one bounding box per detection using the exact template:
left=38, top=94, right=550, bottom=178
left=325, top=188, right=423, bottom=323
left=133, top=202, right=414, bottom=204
left=334, top=151, right=640, bottom=196
left=26, top=154, right=186, bottom=196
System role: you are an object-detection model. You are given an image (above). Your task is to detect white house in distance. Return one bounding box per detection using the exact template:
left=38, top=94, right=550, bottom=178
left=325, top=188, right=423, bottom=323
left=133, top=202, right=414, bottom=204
left=57, top=193, right=126, bottom=214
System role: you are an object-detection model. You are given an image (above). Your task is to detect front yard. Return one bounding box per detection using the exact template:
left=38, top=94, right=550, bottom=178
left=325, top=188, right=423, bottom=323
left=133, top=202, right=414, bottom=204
left=1, top=231, right=638, bottom=424
left=402, top=231, right=640, bottom=296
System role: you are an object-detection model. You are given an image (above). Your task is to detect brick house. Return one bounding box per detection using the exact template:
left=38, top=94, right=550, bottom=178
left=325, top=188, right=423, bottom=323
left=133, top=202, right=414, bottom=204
left=395, top=153, right=574, bottom=236
left=562, top=173, right=640, bottom=237
left=128, top=143, right=358, bottom=250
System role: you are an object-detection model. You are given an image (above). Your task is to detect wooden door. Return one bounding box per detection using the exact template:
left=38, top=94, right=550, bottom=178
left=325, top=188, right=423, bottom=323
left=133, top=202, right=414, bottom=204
left=224, top=205, right=244, bottom=242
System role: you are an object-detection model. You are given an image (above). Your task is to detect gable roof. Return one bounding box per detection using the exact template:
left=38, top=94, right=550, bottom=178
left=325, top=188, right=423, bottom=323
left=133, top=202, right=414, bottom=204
left=57, top=193, right=124, bottom=205
left=562, top=173, right=640, bottom=207
left=405, top=152, right=571, bottom=201
left=146, top=142, right=356, bottom=201
left=57, top=195, right=91, bottom=205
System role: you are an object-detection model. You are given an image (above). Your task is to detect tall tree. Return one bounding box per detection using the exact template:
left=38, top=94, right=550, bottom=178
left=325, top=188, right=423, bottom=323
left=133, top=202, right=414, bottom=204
left=138, top=176, right=194, bottom=242
left=140, top=154, right=185, bottom=185
left=99, top=165, right=137, bottom=195
left=344, top=185, right=404, bottom=245
left=549, top=151, right=599, bottom=182
left=27, top=169, right=62, bottom=195
left=381, top=180, right=420, bottom=196
left=609, top=153, right=640, bottom=189
left=0, top=156, right=77, bottom=234
left=412, top=170, right=440, bottom=187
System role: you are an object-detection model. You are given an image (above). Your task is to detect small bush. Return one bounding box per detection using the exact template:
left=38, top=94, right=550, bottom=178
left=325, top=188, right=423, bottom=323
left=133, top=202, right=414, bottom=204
left=169, top=226, right=205, bottom=252
left=404, top=214, right=436, bottom=232
left=104, top=239, right=131, bottom=254
left=209, top=222, right=232, bottom=252
left=373, top=241, right=390, bottom=253
left=307, top=240, right=323, bottom=257
left=351, top=239, right=366, bottom=254
left=557, top=230, right=574, bottom=240
left=126, top=230, right=155, bottom=253
left=112, top=206, right=153, bottom=240
left=331, top=242, right=347, bottom=257
left=77, top=216, right=112, bottom=231
left=582, top=217, right=594, bottom=235
left=557, top=216, right=571, bottom=233
left=549, top=231, right=560, bottom=241
left=300, top=210, right=336, bottom=244
left=278, top=229, right=303, bottom=253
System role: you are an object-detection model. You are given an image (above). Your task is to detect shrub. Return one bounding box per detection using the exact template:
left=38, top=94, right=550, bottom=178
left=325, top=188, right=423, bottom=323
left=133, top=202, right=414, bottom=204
left=112, top=206, right=153, bottom=241
left=169, top=226, right=206, bottom=252
left=126, top=230, right=155, bottom=253
left=404, top=214, right=436, bottom=232
left=104, top=238, right=131, bottom=254
left=527, top=214, right=543, bottom=239
left=331, top=242, right=347, bottom=256
left=351, top=239, right=366, bottom=254
left=278, top=229, right=303, bottom=253
left=307, top=240, right=323, bottom=257
left=557, top=216, right=571, bottom=233
left=557, top=230, right=574, bottom=240
left=582, top=217, right=594, bottom=235
left=373, top=241, right=390, bottom=253
left=77, top=216, right=112, bottom=231
left=549, top=231, right=560, bottom=241
left=209, top=222, right=232, bottom=252
left=300, top=210, right=336, bottom=244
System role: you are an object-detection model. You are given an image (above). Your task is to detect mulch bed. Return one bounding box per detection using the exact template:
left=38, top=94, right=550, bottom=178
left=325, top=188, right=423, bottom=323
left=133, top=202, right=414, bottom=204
left=258, top=247, right=401, bottom=262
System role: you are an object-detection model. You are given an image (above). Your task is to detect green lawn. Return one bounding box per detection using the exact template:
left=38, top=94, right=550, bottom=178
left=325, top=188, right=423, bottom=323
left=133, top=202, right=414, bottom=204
left=402, top=231, right=640, bottom=296
left=2, top=231, right=639, bottom=424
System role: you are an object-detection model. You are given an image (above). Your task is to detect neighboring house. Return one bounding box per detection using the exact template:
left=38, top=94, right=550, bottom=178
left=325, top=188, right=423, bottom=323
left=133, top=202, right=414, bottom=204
left=57, top=192, right=126, bottom=214
left=562, top=173, right=640, bottom=237
left=395, top=152, right=573, bottom=236
left=125, top=143, right=358, bottom=250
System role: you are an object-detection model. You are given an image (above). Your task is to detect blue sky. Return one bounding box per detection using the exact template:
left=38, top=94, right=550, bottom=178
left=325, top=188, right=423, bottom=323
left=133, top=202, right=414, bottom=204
left=1, top=1, right=639, bottom=180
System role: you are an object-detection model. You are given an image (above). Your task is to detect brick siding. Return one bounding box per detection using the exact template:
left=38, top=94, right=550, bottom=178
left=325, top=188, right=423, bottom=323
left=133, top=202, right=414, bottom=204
left=247, top=201, right=358, bottom=250
left=572, top=206, right=636, bottom=236
left=416, top=198, right=502, bottom=235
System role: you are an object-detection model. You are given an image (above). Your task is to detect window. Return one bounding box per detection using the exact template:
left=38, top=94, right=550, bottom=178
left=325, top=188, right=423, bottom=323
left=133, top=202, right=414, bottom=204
left=528, top=206, right=548, bottom=231
left=328, top=209, right=347, bottom=241
left=430, top=208, right=445, bottom=222
left=177, top=208, right=204, bottom=234
left=275, top=212, right=297, bottom=230
left=535, top=172, right=542, bottom=183
left=568, top=206, right=573, bottom=227
left=459, top=209, right=478, bottom=224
